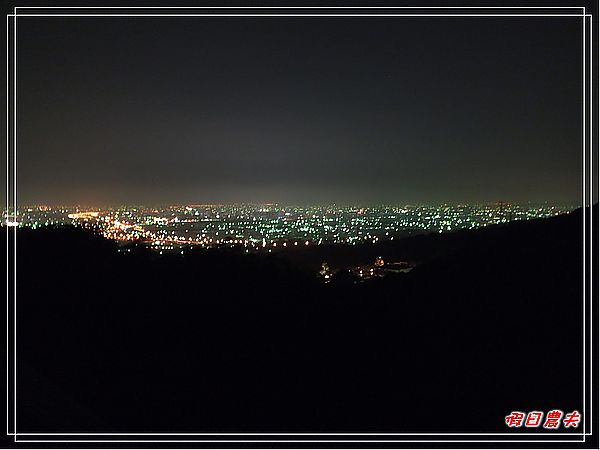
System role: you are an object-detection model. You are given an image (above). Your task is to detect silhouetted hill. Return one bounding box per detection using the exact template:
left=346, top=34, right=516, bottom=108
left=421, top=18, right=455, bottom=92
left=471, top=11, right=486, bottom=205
left=12, top=209, right=588, bottom=432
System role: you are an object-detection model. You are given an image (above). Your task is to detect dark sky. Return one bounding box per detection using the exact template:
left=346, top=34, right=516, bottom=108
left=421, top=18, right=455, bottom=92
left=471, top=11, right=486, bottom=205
left=16, top=15, right=583, bottom=205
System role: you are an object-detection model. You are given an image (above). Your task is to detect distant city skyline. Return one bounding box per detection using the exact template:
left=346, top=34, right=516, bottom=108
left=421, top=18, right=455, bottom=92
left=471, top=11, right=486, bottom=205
left=10, top=15, right=583, bottom=205
left=14, top=203, right=575, bottom=251
left=10, top=200, right=580, bottom=210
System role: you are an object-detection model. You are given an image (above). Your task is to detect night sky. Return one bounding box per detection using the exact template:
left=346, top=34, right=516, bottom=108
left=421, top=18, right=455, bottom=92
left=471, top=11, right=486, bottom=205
left=16, top=16, right=583, bottom=206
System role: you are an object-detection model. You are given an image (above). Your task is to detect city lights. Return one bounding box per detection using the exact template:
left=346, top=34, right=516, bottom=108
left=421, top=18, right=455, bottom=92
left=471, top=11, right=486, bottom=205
left=7, top=203, right=575, bottom=252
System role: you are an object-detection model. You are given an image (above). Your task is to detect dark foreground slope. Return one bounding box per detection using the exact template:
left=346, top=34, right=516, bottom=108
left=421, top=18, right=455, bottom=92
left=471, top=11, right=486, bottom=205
left=15, top=211, right=584, bottom=432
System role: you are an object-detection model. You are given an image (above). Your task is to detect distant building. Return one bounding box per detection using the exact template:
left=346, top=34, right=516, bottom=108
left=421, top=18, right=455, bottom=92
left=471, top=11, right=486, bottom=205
left=384, top=261, right=414, bottom=274
left=345, top=259, right=415, bottom=281
left=319, top=262, right=332, bottom=282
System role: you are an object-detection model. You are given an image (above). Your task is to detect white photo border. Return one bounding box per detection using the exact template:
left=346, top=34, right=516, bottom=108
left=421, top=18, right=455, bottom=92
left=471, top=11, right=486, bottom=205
left=4, top=5, right=597, bottom=446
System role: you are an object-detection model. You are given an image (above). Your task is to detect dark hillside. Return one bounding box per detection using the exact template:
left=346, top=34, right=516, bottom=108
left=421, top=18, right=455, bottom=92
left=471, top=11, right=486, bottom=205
left=14, top=210, right=585, bottom=432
